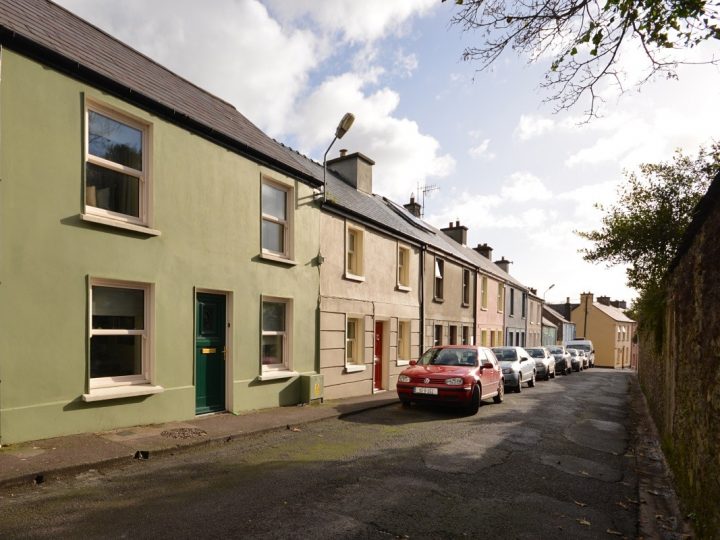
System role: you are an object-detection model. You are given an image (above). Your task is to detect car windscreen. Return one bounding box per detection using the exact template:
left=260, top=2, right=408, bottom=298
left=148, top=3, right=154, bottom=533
left=549, top=347, right=563, bottom=354
left=418, top=348, right=478, bottom=366
left=492, top=348, right=517, bottom=361
left=527, top=349, right=544, bottom=358
left=570, top=344, right=590, bottom=351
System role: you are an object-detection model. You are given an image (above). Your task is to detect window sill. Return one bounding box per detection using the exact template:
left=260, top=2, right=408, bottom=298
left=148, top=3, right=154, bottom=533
left=480, top=307, right=488, bottom=311
left=396, top=284, right=412, bottom=292
left=258, top=370, right=298, bottom=381
left=80, top=214, right=161, bottom=236
left=396, top=360, right=410, bottom=366
left=82, top=384, right=164, bottom=402
left=433, top=297, right=444, bottom=303
left=344, top=272, right=365, bottom=283
left=462, top=302, right=470, bottom=308
left=260, top=252, right=298, bottom=266
left=344, top=364, right=366, bottom=373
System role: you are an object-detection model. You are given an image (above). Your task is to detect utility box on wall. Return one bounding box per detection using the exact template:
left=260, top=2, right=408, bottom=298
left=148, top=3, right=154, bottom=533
left=300, top=373, right=324, bottom=404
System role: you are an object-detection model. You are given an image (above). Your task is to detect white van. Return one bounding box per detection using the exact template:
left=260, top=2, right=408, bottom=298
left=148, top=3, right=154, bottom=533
left=565, top=339, right=595, bottom=367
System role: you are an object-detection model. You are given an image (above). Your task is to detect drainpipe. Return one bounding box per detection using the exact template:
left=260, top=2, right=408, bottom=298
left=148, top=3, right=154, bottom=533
left=473, top=270, right=478, bottom=346
left=419, top=244, right=426, bottom=354
left=583, top=295, right=589, bottom=337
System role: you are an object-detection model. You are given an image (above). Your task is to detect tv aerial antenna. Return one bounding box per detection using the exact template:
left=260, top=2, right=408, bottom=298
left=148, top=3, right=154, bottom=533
left=417, top=182, right=439, bottom=217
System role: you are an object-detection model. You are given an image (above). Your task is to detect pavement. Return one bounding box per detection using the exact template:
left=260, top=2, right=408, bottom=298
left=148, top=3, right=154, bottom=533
left=0, top=375, right=696, bottom=539
left=0, top=391, right=399, bottom=489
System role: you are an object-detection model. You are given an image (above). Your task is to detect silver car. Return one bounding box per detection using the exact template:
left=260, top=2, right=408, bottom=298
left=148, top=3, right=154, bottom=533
left=526, top=347, right=556, bottom=381
left=548, top=345, right=572, bottom=375
left=491, top=346, right=536, bottom=393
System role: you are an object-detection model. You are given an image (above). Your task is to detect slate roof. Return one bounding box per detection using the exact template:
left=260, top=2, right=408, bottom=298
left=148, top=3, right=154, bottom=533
left=324, top=173, right=530, bottom=288
left=0, top=0, right=321, bottom=185
left=593, top=302, right=635, bottom=323
left=543, top=304, right=572, bottom=324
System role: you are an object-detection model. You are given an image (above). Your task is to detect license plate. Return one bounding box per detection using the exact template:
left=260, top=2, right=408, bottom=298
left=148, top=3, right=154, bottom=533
left=414, top=387, right=438, bottom=395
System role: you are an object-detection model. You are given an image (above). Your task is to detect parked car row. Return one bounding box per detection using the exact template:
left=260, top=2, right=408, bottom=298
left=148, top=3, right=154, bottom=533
left=396, top=343, right=595, bottom=413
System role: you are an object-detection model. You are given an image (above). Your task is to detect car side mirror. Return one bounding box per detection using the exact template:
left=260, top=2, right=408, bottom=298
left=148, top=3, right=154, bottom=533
left=482, top=362, right=494, bottom=369
left=409, top=360, right=417, bottom=366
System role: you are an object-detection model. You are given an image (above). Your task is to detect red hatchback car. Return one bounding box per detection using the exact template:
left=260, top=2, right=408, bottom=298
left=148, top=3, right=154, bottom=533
left=396, top=345, right=504, bottom=414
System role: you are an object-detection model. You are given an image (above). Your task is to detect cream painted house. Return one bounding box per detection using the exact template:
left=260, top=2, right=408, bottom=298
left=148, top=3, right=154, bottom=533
left=319, top=153, right=423, bottom=399
left=571, top=293, right=637, bottom=368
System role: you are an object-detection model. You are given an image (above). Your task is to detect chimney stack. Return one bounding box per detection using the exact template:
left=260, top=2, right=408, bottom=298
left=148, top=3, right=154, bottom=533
left=597, top=295, right=611, bottom=306
left=404, top=195, right=422, bottom=218
left=327, top=151, right=375, bottom=194
left=474, top=243, right=493, bottom=260
left=440, top=220, right=468, bottom=246
left=494, top=256, right=512, bottom=274
left=611, top=300, right=627, bottom=309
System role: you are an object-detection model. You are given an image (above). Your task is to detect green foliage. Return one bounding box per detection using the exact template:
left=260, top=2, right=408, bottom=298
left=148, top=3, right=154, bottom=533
left=447, top=0, right=720, bottom=116
left=579, top=142, right=719, bottom=291
left=579, top=142, right=719, bottom=343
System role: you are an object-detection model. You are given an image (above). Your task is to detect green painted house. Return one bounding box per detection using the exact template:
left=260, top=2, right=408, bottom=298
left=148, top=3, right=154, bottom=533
left=0, top=0, right=324, bottom=444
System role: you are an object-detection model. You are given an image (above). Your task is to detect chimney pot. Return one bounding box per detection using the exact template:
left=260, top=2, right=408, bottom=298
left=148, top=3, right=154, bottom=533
left=339, top=148, right=347, bottom=157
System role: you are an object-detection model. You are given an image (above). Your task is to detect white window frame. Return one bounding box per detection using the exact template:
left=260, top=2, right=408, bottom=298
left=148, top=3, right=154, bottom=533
left=434, top=258, right=444, bottom=301
left=261, top=177, right=294, bottom=261
left=84, top=100, right=151, bottom=227
left=345, top=316, right=365, bottom=371
left=462, top=269, right=471, bottom=306
left=397, top=244, right=411, bottom=290
left=345, top=224, right=365, bottom=281
left=397, top=320, right=411, bottom=364
left=261, top=296, right=293, bottom=374
left=85, top=278, right=161, bottom=401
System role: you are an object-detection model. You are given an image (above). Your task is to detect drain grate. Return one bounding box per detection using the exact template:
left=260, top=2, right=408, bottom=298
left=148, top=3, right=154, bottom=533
left=160, top=427, right=208, bottom=439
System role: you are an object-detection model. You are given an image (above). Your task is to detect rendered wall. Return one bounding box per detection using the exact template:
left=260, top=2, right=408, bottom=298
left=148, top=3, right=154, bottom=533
left=0, top=50, right=320, bottom=443
left=423, top=251, right=474, bottom=346
left=476, top=274, right=504, bottom=346
left=319, top=212, right=421, bottom=399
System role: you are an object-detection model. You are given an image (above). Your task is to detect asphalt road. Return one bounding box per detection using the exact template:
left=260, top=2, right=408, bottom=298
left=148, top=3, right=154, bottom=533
left=0, top=370, right=639, bottom=539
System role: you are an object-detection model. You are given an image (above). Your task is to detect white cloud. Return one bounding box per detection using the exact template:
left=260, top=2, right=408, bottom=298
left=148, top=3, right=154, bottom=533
left=292, top=73, right=455, bottom=200
left=514, top=115, right=556, bottom=141
left=394, top=49, right=419, bottom=78
left=468, top=139, right=495, bottom=161
left=501, top=172, right=552, bottom=202
left=264, top=0, right=437, bottom=43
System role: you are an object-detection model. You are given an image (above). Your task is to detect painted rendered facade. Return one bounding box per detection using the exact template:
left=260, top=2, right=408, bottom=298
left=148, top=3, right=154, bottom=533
left=318, top=210, right=421, bottom=400
left=571, top=293, right=636, bottom=368
left=423, top=250, right=475, bottom=349
left=0, top=49, right=320, bottom=444
left=475, top=272, right=505, bottom=347
left=526, top=295, right=542, bottom=346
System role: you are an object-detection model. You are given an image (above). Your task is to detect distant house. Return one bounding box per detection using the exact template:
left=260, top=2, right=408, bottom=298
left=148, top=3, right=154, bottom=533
left=543, top=304, right=576, bottom=344
left=526, top=289, right=542, bottom=347
left=495, top=258, right=529, bottom=346
left=570, top=293, right=636, bottom=368
left=541, top=318, right=558, bottom=346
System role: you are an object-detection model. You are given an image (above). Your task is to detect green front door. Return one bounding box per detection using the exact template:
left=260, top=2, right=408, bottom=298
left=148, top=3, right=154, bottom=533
left=195, top=293, right=226, bottom=414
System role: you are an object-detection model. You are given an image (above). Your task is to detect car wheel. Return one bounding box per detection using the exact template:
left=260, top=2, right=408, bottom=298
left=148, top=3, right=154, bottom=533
left=528, top=371, right=536, bottom=388
left=400, top=398, right=411, bottom=407
left=516, top=375, right=522, bottom=393
left=550, top=368, right=556, bottom=379
left=545, top=369, right=551, bottom=381
left=467, top=385, right=481, bottom=415
left=493, top=381, right=504, bottom=404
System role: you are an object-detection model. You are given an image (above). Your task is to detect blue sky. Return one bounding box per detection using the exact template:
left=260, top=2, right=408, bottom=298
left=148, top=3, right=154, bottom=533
left=57, top=0, right=720, bottom=304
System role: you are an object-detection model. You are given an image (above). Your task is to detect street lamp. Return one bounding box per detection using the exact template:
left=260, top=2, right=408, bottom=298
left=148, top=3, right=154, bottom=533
left=322, top=113, right=355, bottom=203
left=542, top=283, right=555, bottom=302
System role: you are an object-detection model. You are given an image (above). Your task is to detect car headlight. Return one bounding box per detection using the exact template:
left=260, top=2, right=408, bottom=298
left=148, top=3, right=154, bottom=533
left=398, top=375, right=411, bottom=383
left=502, top=367, right=512, bottom=374
left=445, top=377, right=463, bottom=386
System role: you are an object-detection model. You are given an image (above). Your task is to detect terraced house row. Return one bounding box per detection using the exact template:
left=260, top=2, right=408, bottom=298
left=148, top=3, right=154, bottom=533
left=0, top=0, right=543, bottom=444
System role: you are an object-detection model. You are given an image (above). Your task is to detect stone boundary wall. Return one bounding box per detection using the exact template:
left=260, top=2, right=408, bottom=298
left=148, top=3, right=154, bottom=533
left=638, top=177, right=720, bottom=538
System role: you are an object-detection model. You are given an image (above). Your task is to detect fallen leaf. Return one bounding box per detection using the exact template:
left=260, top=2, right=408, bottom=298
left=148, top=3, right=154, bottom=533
left=580, top=470, right=590, bottom=476
left=291, top=427, right=301, bottom=432
left=625, top=497, right=639, bottom=504
left=616, top=501, right=628, bottom=510
left=574, top=500, right=587, bottom=507
left=577, top=518, right=591, bottom=526
left=648, top=489, right=660, bottom=495
left=606, top=529, right=623, bottom=536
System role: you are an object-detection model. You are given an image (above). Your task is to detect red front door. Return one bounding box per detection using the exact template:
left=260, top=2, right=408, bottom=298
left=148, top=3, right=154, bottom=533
left=374, top=322, right=383, bottom=390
